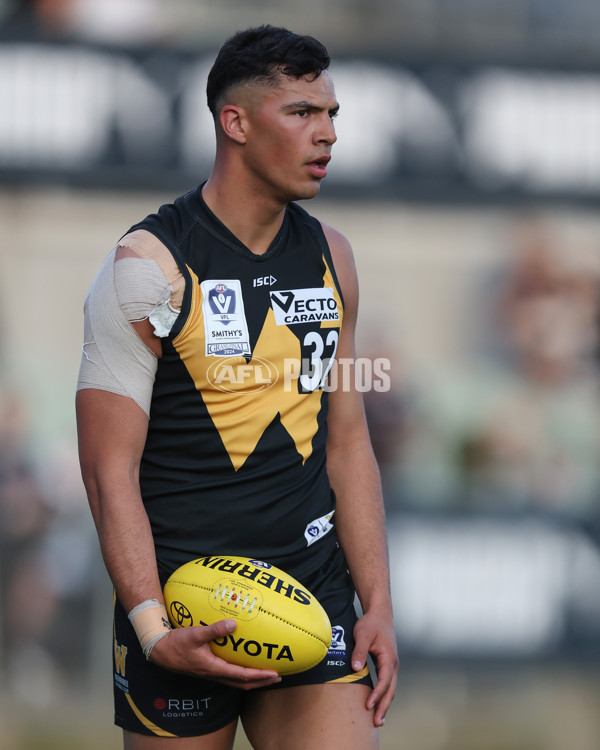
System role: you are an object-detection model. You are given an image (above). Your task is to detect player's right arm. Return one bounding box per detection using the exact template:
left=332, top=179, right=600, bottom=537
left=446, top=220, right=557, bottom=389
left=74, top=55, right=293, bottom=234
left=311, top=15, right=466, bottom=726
left=76, top=388, right=279, bottom=688
left=76, top=242, right=280, bottom=689
left=76, top=387, right=160, bottom=612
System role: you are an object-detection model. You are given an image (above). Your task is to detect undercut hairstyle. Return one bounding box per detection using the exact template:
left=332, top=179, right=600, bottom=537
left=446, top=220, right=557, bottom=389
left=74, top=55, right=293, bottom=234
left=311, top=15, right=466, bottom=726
left=206, top=25, right=330, bottom=117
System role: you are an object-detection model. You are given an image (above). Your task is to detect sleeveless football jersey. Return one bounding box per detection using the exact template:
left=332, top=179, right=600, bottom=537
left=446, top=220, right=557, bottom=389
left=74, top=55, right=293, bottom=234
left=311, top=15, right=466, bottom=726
left=129, top=184, right=345, bottom=581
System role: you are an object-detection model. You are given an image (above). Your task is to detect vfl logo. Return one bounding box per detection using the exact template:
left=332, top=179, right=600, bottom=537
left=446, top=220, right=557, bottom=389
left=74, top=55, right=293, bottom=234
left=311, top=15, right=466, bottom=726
left=330, top=625, right=347, bottom=652
left=169, top=601, right=193, bottom=626
left=249, top=560, right=273, bottom=569
left=304, top=510, right=335, bottom=547
left=208, top=284, right=235, bottom=322
left=207, top=357, right=278, bottom=394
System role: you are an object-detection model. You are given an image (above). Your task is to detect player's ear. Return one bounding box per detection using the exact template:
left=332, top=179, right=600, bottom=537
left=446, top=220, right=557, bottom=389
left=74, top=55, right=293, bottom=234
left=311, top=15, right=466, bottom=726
left=219, top=105, right=247, bottom=144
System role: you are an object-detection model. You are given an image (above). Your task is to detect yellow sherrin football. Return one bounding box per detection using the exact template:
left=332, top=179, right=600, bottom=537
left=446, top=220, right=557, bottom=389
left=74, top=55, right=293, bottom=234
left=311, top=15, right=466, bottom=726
left=164, top=555, right=332, bottom=675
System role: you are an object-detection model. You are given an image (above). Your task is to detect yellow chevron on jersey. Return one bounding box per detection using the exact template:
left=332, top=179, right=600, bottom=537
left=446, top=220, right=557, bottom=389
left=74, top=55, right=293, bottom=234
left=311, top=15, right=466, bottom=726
left=321, top=256, right=343, bottom=329
left=173, top=267, right=337, bottom=471
left=134, top=185, right=345, bottom=577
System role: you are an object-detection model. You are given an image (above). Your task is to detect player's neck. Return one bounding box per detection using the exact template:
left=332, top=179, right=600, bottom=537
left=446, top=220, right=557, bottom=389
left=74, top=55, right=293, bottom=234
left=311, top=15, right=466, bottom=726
left=202, top=171, right=287, bottom=256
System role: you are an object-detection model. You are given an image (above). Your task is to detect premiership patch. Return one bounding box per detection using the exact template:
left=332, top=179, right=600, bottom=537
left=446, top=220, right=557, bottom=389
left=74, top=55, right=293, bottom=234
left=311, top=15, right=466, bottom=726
left=270, top=288, right=340, bottom=326
left=201, top=280, right=251, bottom=357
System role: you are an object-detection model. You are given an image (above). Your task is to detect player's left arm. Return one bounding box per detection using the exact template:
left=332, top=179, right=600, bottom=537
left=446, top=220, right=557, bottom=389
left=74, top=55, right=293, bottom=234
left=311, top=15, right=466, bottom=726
left=322, top=223, right=398, bottom=728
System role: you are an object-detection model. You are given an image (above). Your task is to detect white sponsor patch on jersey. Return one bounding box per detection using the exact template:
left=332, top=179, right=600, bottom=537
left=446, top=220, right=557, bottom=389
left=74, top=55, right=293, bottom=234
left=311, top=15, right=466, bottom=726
left=270, top=288, right=340, bottom=326
left=201, top=279, right=251, bottom=357
left=304, top=510, right=335, bottom=547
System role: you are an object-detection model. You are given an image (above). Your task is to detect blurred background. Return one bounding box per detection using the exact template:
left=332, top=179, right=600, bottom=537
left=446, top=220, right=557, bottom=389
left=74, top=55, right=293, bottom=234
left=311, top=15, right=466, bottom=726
left=2, top=1, right=600, bottom=748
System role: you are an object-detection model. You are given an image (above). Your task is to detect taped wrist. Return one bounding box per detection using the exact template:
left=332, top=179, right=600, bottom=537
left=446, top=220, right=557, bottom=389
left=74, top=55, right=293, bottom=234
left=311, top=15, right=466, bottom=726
left=128, top=599, right=172, bottom=661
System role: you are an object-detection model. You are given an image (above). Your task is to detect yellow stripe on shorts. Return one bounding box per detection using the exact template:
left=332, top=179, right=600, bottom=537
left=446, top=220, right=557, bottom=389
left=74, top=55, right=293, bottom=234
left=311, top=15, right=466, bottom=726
left=125, top=693, right=178, bottom=738
left=326, top=665, right=370, bottom=684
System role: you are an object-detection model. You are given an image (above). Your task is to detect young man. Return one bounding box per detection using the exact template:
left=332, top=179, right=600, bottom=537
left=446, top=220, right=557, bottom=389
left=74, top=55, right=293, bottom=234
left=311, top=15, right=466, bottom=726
left=76, top=25, right=398, bottom=750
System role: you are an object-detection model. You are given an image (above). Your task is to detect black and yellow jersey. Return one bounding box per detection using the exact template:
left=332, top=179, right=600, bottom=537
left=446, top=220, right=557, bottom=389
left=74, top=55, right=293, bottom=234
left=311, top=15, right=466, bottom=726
left=129, top=184, right=345, bottom=581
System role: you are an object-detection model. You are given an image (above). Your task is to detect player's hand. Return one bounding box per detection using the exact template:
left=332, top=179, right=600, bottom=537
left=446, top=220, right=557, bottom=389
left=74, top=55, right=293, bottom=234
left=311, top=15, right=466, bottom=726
left=351, top=610, right=398, bottom=727
left=149, top=619, right=282, bottom=690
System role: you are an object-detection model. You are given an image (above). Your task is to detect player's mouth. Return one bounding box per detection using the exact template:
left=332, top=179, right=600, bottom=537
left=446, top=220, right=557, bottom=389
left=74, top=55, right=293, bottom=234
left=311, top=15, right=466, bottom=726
left=306, top=155, right=331, bottom=180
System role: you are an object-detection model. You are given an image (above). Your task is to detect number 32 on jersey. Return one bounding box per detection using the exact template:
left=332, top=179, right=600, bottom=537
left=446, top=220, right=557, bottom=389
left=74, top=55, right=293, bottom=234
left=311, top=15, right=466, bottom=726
left=299, top=330, right=339, bottom=393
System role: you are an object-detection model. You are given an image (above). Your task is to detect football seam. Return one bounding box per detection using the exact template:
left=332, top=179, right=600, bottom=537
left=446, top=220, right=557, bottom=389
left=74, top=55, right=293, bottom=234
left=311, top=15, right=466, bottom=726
left=166, top=580, right=330, bottom=647
left=259, top=607, right=330, bottom=648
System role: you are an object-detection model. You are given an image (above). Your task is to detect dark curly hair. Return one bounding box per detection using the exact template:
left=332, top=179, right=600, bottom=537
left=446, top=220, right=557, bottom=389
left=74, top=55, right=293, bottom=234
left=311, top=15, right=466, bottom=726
left=206, top=25, right=330, bottom=117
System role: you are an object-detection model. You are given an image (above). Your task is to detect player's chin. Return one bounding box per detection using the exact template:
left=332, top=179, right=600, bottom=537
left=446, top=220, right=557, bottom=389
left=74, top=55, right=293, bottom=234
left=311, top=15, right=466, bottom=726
left=293, top=179, right=324, bottom=201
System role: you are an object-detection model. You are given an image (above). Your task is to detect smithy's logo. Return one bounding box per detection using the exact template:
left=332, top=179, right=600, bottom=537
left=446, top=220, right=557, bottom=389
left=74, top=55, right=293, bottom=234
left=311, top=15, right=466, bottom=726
left=207, top=357, right=279, bottom=394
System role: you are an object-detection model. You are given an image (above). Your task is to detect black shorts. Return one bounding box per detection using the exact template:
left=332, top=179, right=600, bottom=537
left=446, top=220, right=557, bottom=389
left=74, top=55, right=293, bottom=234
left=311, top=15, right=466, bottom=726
left=112, top=546, right=373, bottom=738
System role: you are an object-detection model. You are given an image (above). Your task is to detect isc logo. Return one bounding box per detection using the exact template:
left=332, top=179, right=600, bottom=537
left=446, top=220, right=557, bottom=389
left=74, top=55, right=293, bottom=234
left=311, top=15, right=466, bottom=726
left=253, top=275, right=277, bottom=287
left=207, top=357, right=278, bottom=394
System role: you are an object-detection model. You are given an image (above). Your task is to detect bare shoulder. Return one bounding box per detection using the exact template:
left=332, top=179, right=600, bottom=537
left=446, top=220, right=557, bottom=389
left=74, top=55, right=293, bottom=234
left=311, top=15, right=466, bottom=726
left=321, top=222, right=355, bottom=264
left=320, top=222, right=358, bottom=310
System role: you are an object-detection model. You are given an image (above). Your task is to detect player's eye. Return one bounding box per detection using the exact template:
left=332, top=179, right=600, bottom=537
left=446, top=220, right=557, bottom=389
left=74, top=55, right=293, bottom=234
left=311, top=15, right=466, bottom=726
left=296, top=109, right=309, bottom=118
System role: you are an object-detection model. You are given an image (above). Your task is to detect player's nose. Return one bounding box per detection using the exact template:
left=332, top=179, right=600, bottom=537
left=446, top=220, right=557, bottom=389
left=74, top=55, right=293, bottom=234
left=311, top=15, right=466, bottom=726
left=315, top=114, right=337, bottom=146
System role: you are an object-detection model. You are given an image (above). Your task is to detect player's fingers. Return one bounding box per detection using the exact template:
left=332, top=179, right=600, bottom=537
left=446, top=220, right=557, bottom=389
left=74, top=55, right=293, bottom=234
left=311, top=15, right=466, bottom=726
left=215, top=657, right=280, bottom=681
left=350, top=640, right=370, bottom=672
left=366, top=661, right=397, bottom=726
left=372, top=681, right=396, bottom=727
left=193, top=631, right=281, bottom=683
left=366, top=659, right=394, bottom=706
left=173, top=622, right=280, bottom=685
left=350, top=615, right=382, bottom=672
left=208, top=656, right=281, bottom=688
left=193, top=618, right=237, bottom=642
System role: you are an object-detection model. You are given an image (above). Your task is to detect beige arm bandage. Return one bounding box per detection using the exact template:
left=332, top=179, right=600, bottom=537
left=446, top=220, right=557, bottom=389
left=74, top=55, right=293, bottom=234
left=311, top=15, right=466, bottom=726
left=128, top=599, right=172, bottom=660
left=76, top=231, right=184, bottom=416
left=76, top=249, right=160, bottom=415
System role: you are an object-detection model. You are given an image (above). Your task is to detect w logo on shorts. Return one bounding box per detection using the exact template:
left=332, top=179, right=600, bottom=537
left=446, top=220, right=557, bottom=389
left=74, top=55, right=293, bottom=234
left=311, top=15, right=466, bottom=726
left=114, top=639, right=128, bottom=677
